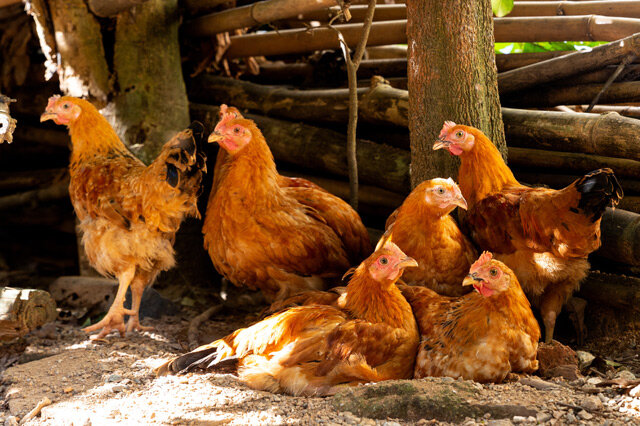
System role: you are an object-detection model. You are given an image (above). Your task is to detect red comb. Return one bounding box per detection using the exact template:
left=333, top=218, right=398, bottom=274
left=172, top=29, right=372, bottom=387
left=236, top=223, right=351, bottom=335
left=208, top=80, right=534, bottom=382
left=218, top=104, right=238, bottom=125
left=471, top=251, right=493, bottom=270
left=439, top=121, right=457, bottom=139
left=46, top=95, right=61, bottom=110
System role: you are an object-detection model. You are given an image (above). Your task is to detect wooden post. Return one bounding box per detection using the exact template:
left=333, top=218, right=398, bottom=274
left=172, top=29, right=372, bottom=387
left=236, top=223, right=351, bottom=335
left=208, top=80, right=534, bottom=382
left=0, top=288, right=57, bottom=341
left=407, top=0, right=506, bottom=185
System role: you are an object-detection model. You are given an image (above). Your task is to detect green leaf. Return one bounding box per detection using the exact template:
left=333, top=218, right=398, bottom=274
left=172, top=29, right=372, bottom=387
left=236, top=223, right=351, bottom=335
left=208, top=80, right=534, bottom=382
left=492, top=0, right=514, bottom=17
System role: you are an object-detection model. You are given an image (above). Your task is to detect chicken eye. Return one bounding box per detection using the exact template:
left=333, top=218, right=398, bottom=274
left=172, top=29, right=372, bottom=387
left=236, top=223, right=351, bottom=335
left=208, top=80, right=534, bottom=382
left=455, top=130, right=463, bottom=138
left=63, top=103, right=70, bottom=110
left=436, top=187, right=445, bottom=195
left=233, top=127, right=241, bottom=134
left=379, top=257, right=388, bottom=265
left=489, top=268, right=498, bottom=277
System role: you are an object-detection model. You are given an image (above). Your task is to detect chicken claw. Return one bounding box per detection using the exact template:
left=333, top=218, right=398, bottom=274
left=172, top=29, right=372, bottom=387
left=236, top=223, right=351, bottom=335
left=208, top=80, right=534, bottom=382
left=126, top=315, right=154, bottom=333
left=84, top=307, right=135, bottom=339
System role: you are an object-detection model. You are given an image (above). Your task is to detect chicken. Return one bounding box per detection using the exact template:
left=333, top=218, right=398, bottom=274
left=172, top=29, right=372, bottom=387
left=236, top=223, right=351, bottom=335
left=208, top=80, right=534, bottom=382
left=401, top=251, right=540, bottom=383
left=41, top=96, right=206, bottom=338
left=434, top=121, right=623, bottom=343
left=202, top=104, right=370, bottom=302
left=385, top=178, right=476, bottom=296
left=156, top=238, right=420, bottom=396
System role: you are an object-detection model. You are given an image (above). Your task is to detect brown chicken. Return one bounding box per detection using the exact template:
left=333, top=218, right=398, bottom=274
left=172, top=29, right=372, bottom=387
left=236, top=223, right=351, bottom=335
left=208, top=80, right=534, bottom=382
left=41, top=96, right=206, bottom=338
left=156, top=238, right=419, bottom=396
left=401, top=252, right=540, bottom=383
left=202, top=105, right=370, bottom=301
left=435, top=121, right=623, bottom=343
left=385, top=178, right=477, bottom=296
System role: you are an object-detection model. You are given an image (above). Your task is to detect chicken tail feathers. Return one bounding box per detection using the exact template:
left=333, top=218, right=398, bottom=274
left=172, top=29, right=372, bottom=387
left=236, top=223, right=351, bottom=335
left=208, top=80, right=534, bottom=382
left=575, top=168, right=624, bottom=222
left=162, top=121, right=207, bottom=193
left=155, top=345, right=239, bottom=376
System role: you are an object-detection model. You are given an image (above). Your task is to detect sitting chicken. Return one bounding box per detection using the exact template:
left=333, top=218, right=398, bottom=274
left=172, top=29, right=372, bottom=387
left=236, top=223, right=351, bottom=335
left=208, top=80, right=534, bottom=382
left=41, top=96, right=206, bottom=338
left=385, top=178, right=476, bottom=296
left=202, top=105, right=370, bottom=301
left=402, top=252, right=540, bottom=383
left=435, top=121, right=623, bottom=343
left=156, top=238, right=419, bottom=396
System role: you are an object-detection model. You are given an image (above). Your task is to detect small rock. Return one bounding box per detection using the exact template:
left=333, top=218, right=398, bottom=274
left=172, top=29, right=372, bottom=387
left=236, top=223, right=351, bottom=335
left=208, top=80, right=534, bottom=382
left=526, top=417, right=536, bottom=423
left=629, top=384, right=640, bottom=397
left=552, top=411, right=563, bottom=420
left=581, top=395, right=603, bottom=412
left=578, top=410, right=593, bottom=420
left=512, top=416, right=527, bottom=424
left=565, top=413, right=576, bottom=423
left=106, top=374, right=122, bottom=383
left=615, top=370, right=636, bottom=381
left=576, top=351, right=595, bottom=370
left=4, top=416, right=18, bottom=426
left=487, top=420, right=512, bottom=426
left=586, top=377, right=604, bottom=385
left=441, top=377, right=455, bottom=383
left=536, top=412, right=552, bottom=423
left=382, top=422, right=401, bottom=426
left=63, top=387, right=73, bottom=393
left=111, top=385, right=127, bottom=393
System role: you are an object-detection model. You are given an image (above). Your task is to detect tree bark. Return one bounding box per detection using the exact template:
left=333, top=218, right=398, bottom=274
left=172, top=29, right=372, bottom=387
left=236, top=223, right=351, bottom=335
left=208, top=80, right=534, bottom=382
left=502, top=81, right=640, bottom=108
left=87, top=0, right=149, bottom=17
left=408, top=0, right=506, bottom=186
left=499, top=31, right=640, bottom=94
left=578, top=271, right=640, bottom=311
left=111, top=0, right=189, bottom=161
left=496, top=51, right=571, bottom=72
left=503, top=108, right=640, bottom=161
left=510, top=1, right=640, bottom=18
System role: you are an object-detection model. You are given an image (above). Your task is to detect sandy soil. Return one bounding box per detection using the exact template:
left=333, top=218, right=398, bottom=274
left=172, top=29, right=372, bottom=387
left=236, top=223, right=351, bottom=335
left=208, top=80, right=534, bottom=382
left=1, top=310, right=640, bottom=426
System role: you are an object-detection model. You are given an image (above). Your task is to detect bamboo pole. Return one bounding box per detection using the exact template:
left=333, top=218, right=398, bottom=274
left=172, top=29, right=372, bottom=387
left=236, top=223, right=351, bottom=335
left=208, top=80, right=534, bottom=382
left=224, top=19, right=407, bottom=59
left=499, top=31, right=640, bottom=94
left=619, top=196, right=640, bottom=214
left=494, top=15, right=640, bottom=43
left=508, top=147, right=640, bottom=179
left=185, top=0, right=340, bottom=37
left=502, top=81, right=640, bottom=108
left=578, top=271, right=640, bottom=311
left=87, top=0, right=149, bottom=17
left=294, top=4, right=405, bottom=22
left=183, top=0, right=233, bottom=17
left=513, top=171, right=640, bottom=194
left=503, top=107, right=640, bottom=162
left=510, top=1, right=640, bottom=18
left=496, top=51, right=572, bottom=72
left=576, top=104, right=640, bottom=117
left=599, top=208, right=640, bottom=266
left=0, top=0, right=21, bottom=7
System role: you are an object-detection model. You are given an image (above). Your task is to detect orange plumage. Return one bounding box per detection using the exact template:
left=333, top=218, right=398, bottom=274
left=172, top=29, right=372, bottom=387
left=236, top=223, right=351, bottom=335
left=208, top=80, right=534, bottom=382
left=402, top=252, right=540, bottom=383
left=41, top=96, right=206, bottom=338
left=435, top=122, right=623, bottom=343
left=202, top=105, right=370, bottom=301
left=385, top=178, right=477, bottom=296
left=156, top=239, right=419, bottom=396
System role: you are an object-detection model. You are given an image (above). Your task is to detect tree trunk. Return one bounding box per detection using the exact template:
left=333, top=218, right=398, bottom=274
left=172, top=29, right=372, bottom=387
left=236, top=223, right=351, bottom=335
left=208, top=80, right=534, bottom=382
left=0, top=288, right=57, bottom=341
left=407, top=0, right=506, bottom=186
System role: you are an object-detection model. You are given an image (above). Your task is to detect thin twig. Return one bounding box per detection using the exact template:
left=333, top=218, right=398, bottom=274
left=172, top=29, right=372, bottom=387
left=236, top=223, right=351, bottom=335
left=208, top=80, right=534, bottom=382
left=585, top=54, right=636, bottom=112
left=187, top=304, right=223, bottom=350
left=339, top=0, right=376, bottom=210
left=19, top=397, right=51, bottom=424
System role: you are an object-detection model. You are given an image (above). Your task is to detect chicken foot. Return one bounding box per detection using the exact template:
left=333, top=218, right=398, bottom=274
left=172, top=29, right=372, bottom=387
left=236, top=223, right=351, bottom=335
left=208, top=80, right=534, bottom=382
left=539, top=280, right=577, bottom=344
left=84, top=266, right=136, bottom=339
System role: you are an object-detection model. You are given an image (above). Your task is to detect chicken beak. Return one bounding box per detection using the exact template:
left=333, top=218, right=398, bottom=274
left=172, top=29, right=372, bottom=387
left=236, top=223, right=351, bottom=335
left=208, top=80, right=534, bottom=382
left=462, top=273, right=483, bottom=286
left=433, top=139, right=448, bottom=151
left=40, top=111, right=57, bottom=122
left=208, top=131, right=224, bottom=144
left=398, top=256, right=418, bottom=269
left=453, top=194, right=468, bottom=210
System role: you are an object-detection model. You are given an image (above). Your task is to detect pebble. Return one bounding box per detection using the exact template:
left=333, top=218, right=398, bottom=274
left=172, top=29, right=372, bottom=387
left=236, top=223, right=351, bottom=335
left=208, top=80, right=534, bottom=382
left=615, top=370, right=636, bottom=381
left=536, top=412, right=552, bottom=423
left=552, top=411, right=563, bottom=419
left=107, top=374, right=122, bottom=383
left=565, top=412, right=576, bottom=423
left=578, top=410, right=593, bottom=420
left=487, top=420, right=513, bottom=426
left=512, top=416, right=526, bottom=423
left=586, top=377, right=603, bottom=385
left=381, top=422, right=401, bottom=426
left=112, top=385, right=127, bottom=393
left=629, top=385, right=640, bottom=398
left=576, top=351, right=595, bottom=370
left=582, top=395, right=603, bottom=412
left=3, top=416, right=18, bottom=426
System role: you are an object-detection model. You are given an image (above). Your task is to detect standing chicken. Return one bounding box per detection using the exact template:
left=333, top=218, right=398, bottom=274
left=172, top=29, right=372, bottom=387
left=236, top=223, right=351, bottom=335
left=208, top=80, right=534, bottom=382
left=402, top=252, right=540, bottom=383
left=202, top=105, right=370, bottom=301
left=434, top=122, right=623, bottom=343
left=156, top=238, right=419, bottom=396
left=385, top=178, right=476, bottom=296
left=41, top=96, right=206, bottom=338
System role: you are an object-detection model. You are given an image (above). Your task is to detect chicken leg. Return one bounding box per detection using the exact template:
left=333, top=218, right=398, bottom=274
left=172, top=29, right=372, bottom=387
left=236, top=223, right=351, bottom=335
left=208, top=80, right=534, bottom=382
left=539, top=280, right=576, bottom=344
left=84, top=266, right=136, bottom=339
left=125, top=272, right=155, bottom=333
left=565, top=296, right=587, bottom=346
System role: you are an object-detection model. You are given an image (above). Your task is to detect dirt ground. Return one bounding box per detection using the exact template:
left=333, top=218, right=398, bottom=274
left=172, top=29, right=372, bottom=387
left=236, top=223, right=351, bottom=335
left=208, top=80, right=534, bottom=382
left=1, top=308, right=640, bottom=426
